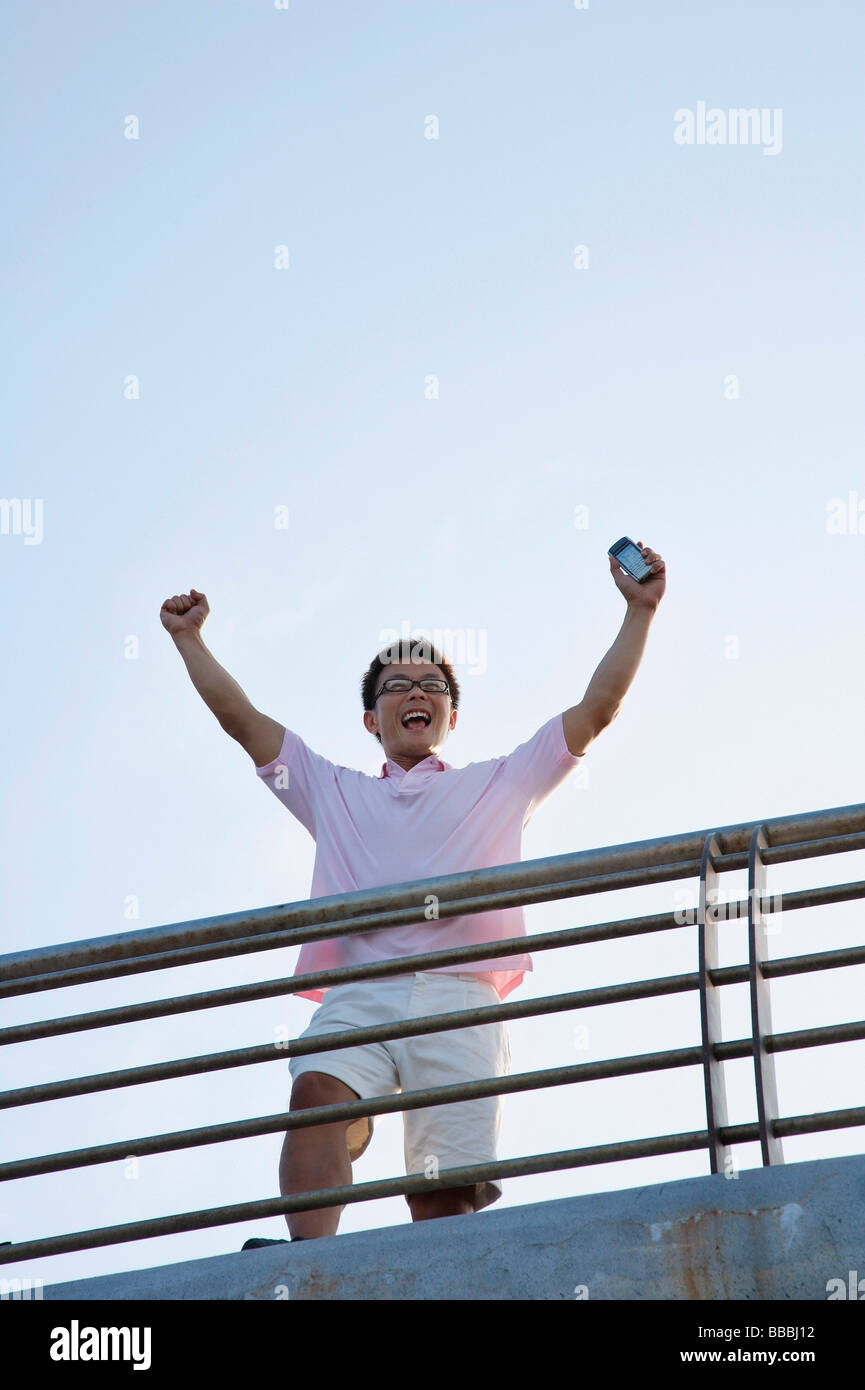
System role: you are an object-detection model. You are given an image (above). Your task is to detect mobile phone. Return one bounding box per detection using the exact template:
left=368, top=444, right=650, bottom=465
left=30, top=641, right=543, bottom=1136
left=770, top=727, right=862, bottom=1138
left=608, top=536, right=654, bottom=583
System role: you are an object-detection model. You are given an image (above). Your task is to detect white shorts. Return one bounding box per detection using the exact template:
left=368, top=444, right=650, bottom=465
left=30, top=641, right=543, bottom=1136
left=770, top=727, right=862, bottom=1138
left=288, top=971, right=511, bottom=1212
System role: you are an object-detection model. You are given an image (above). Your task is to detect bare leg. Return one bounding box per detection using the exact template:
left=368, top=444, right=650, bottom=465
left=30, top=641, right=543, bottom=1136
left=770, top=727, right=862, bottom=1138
left=279, top=1071, right=360, bottom=1239
left=407, top=1186, right=476, bottom=1221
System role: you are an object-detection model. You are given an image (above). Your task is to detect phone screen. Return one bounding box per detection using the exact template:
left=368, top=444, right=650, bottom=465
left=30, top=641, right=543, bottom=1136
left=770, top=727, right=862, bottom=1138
left=614, top=540, right=651, bottom=578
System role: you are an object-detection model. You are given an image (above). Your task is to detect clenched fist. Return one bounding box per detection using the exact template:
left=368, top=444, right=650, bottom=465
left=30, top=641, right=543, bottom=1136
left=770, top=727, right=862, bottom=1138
left=160, top=588, right=210, bottom=637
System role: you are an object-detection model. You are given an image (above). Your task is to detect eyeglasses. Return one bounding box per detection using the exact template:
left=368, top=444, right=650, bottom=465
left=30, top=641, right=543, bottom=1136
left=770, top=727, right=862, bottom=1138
left=374, top=677, right=450, bottom=701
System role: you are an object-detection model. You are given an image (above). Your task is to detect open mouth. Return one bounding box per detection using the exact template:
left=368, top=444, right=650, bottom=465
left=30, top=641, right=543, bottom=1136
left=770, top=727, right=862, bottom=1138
left=401, top=712, right=431, bottom=731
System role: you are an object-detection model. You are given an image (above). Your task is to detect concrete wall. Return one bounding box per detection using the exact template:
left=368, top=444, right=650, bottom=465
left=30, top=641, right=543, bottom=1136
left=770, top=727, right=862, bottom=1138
left=43, top=1152, right=864, bottom=1300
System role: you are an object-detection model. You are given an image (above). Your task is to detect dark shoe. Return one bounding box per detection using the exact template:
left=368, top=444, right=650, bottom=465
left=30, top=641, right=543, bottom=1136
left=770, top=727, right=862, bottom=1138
left=241, top=1236, right=306, bottom=1250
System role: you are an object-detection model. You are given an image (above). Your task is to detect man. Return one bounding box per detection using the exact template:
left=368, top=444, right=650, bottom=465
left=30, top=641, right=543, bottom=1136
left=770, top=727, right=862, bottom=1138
left=160, top=540, right=666, bottom=1244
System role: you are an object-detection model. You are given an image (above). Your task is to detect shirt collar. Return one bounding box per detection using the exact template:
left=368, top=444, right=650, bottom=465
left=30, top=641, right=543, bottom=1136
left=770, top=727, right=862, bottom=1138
left=381, top=753, right=451, bottom=779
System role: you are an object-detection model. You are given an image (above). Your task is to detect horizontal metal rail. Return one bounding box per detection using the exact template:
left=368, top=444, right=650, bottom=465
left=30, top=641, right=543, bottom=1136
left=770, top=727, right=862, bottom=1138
left=3, top=880, right=865, bottom=1045
left=4, top=936, right=865, bottom=1109
left=2, top=808, right=864, bottom=993
left=4, top=851, right=864, bottom=1001
left=3, top=1103, right=864, bottom=1265
left=1, top=800, right=863, bottom=1269
left=3, top=1019, right=865, bottom=1183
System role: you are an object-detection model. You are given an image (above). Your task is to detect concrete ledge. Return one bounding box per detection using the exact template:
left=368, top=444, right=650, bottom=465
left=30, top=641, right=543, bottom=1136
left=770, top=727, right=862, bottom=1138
left=43, top=1152, right=864, bottom=1300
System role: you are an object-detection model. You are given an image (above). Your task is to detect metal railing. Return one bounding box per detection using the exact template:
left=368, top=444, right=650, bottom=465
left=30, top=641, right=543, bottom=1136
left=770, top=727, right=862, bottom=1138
left=2, top=801, right=865, bottom=1267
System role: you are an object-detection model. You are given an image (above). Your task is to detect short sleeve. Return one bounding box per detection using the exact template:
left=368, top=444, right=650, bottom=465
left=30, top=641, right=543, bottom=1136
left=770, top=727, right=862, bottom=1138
left=255, top=727, right=339, bottom=838
left=499, top=713, right=584, bottom=823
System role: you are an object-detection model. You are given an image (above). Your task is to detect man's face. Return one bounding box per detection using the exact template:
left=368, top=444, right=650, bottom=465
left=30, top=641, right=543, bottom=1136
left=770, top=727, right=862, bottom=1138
left=363, top=661, right=457, bottom=769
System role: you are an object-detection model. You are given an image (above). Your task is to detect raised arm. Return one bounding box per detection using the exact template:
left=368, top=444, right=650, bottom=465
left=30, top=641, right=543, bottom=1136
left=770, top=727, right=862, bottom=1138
left=160, top=588, right=285, bottom=766
left=562, top=541, right=666, bottom=757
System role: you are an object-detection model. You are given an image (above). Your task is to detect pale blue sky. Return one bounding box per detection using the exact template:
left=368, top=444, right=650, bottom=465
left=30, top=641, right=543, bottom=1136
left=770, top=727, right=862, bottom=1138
left=2, top=0, right=864, bottom=1287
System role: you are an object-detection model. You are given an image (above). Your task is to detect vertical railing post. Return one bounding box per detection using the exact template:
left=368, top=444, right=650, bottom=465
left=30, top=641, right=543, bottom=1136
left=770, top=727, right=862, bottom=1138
left=697, top=832, right=732, bottom=1175
left=748, top=823, right=784, bottom=1165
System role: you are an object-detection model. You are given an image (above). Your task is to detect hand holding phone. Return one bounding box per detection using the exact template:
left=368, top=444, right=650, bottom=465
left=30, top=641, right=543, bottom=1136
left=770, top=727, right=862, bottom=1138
left=607, top=536, right=666, bottom=609
left=608, top=536, right=655, bottom=583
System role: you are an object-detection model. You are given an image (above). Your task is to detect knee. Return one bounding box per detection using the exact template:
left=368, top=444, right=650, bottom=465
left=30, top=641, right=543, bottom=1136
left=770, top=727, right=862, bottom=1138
left=290, top=1070, right=358, bottom=1112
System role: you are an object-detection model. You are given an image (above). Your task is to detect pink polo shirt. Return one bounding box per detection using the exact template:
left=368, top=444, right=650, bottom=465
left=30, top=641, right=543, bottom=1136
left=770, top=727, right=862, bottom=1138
left=255, top=713, right=583, bottom=1003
